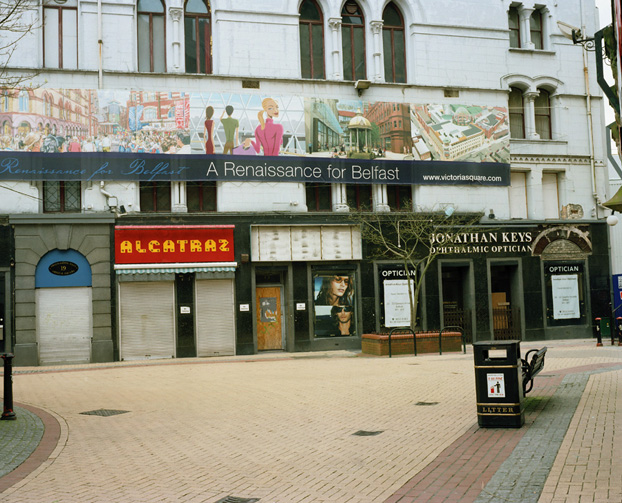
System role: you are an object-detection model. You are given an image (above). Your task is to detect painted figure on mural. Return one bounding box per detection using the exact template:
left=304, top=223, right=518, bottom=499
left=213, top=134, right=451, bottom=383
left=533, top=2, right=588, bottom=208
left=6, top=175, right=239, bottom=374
left=243, top=97, right=283, bottom=156
left=204, top=106, right=215, bottom=154
left=315, top=274, right=354, bottom=306
left=220, top=105, right=239, bottom=154
left=330, top=305, right=355, bottom=336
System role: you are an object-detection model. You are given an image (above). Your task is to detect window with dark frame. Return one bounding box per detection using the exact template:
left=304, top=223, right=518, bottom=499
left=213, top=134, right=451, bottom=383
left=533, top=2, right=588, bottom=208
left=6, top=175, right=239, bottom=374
left=387, top=185, right=411, bottom=211
left=139, top=182, right=172, bottom=212
left=382, top=2, right=406, bottom=83
left=138, top=0, right=166, bottom=73
left=530, top=9, right=543, bottom=50
left=509, top=87, right=525, bottom=139
left=306, top=183, right=332, bottom=211
left=534, top=89, right=552, bottom=140
left=346, top=184, right=372, bottom=210
left=43, top=0, right=78, bottom=69
left=341, top=1, right=366, bottom=81
left=184, top=0, right=212, bottom=74
left=43, top=181, right=81, bottom=213
left=187, top=181, right=217, bottom=212
left=299, top=0, right=325, bottom=79
left=508, top=6, right=520, bottom=48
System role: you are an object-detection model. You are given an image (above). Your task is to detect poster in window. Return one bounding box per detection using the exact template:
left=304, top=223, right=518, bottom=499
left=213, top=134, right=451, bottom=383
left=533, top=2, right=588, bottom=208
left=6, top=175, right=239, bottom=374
left=551, top=274, right=580, bottom=319
left=313, top=273, right=356, bottom=337
left=383, top=279, right=415, bottom=327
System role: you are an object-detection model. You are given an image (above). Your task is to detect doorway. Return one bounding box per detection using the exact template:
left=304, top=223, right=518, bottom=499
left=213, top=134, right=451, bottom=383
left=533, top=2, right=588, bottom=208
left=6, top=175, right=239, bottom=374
left=256, top=285, right=284, bottom=350
left=490, top=264, right=522, bottom=340
left=440, top=263, right=474, bottom=343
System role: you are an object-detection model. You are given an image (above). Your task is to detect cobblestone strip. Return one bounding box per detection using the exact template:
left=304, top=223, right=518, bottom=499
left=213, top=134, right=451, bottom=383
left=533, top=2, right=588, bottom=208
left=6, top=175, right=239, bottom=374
left=474, top=365, right=622, bottom=503
left=0, top=406, right=43, bottom=479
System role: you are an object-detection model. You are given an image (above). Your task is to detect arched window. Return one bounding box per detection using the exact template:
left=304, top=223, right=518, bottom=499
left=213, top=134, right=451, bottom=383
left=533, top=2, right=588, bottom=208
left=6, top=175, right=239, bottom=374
left=535, top=89, right=551, bottom=139
left=18, top=90, right=29, bottom=112
left=341, top=1, right=366, bottom=81
left=184, top=0, right=212, bottom=74
left=382, top=2, right=406, bottom=83
left=138, top=0, right=166, bottom=73
left=299, top=0, right=325, bottom=79
left=508, top=87, right=525, bottom=139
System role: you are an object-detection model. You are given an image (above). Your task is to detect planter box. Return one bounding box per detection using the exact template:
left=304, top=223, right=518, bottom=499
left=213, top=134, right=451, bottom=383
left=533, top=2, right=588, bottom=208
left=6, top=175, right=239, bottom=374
left=361, top=331, right=463, bottom=356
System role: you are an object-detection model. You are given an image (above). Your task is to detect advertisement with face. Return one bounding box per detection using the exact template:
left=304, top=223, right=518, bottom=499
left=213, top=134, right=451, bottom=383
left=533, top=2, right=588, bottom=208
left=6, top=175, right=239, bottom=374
left=313, top=273, right=356, bottom=337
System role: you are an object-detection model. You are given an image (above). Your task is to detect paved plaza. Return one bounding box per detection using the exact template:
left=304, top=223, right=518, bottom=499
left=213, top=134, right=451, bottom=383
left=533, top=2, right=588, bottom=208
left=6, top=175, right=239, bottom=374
left=1, top=339, right=622, bottom=502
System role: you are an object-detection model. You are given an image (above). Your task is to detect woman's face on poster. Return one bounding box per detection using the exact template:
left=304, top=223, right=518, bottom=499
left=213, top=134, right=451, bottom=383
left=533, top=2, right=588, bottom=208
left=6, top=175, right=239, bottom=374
left=330, top=276, right=349, bottom=299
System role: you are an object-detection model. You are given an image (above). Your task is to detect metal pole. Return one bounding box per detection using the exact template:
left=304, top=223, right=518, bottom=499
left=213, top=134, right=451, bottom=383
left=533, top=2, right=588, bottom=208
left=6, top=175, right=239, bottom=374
left=1, top=353, right=16, bottom=420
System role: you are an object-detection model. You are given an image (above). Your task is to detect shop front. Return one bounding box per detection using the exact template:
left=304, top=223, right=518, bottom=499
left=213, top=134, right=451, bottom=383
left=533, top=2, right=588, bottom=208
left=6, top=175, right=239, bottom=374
left=115, top=225, right=237, bottom=360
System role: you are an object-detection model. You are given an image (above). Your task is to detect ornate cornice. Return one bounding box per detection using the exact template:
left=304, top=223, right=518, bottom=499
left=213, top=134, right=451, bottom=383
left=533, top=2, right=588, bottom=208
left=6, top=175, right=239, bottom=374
left=510, top=154, right=594, bottom=165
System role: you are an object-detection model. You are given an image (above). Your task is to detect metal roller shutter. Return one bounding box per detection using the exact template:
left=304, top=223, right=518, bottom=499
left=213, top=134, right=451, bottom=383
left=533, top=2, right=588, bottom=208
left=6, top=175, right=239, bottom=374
left=36, top=287, right=92, bottom=365
left=195, top=279, right=235, bottom=356
left=119, top=281, right=175, bottom=360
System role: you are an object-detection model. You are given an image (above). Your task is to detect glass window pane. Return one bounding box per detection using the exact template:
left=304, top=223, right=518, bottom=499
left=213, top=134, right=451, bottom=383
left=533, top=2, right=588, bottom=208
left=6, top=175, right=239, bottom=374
left=353, top=26, right=365, bottom=80
left=64, top=182, right=81, bottom=212
left=535, top=115, right=551, bottom=139
left=300, top=0, right=321, bottom=21
left=394, top=30, right=405, bottom=83
left=508, top=8, right=519, bottom=29
left=342, top=29, right=353, bottom=80
left=186, top=0, right=208, bottom=14
left=44, top=9, right=60, bottom=68
left=509, top=114, right=524, bottom=139
left=62, top=9, right=78, bottom=70
left=383, top=29, right=393, bottom=82
left=312, top=24, right=324, bottom=79
left=137, top=14, right=151, bottom=72
left=317, top=184, right=332, bottom=211
left=153, top=16, right=166, bottom=72
left=198, top=18, right=208, bottom=73
left=509, top=30, right=520, bottom=48
left=138, top=0, right=164, bottom=13
left=156, top=182, right=171, bottom=211
left=300, top=24, right=311, bottom=78
left=185, top=18, right=197, bottom=73
left=383, top=3, right=402, bottom=27
left=140, top=183, right=155, bottom=212
left=43, top=181, right=61, bottom=212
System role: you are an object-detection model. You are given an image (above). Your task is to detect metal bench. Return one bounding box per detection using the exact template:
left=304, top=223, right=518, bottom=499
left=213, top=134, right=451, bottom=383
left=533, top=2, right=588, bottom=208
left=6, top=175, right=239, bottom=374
left=521, top=347, right=547, bottom=395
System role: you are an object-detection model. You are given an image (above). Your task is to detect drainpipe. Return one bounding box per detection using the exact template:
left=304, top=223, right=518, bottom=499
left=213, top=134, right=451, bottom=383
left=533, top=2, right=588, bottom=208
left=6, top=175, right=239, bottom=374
left=98, top=0, right=103, bottom=88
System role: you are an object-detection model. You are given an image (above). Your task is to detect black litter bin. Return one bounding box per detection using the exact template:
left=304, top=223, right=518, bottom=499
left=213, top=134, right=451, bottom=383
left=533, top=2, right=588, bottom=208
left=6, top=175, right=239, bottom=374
left=473, top=340, right=524, bottom=428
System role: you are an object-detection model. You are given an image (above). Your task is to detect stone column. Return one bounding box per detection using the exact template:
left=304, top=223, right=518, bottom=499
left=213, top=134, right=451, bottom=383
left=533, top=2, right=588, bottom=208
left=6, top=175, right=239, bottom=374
left=328, top=18, right=342, bottom=79
left=333, top=183, right=349, bottom=212
left=172, top=181, right=187, bottom=212
left=370, top=20, right=384, bottom=82
left=374, top=184, right=390, bottom=212
left=523, top=91, right=539, bottom=139
left=518, top=6, right=535, bottom=49
left=169, top=6, right=183, bottom=71
left=549, top=93, right=561, bottom=140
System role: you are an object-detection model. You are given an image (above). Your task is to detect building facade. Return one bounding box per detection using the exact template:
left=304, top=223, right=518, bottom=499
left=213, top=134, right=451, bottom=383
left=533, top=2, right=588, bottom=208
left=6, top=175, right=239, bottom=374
left=0, top=0, right=612, bottom=365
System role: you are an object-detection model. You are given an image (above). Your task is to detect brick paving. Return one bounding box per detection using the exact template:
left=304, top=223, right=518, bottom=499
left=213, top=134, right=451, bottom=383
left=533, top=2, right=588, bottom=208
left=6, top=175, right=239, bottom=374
left=0, top=341, right=621, bottom=503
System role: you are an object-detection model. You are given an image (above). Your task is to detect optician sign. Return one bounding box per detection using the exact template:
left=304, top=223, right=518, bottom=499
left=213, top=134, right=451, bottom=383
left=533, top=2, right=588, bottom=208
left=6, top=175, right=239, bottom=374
left=430, top=230, right=534, bottom=254
left=115, top=225, right=235, bottom=264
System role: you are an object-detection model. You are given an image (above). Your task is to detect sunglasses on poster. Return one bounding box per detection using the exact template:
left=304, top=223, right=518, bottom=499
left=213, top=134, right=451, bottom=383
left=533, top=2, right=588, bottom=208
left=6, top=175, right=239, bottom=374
left=334, top=306, right=353, bottom=313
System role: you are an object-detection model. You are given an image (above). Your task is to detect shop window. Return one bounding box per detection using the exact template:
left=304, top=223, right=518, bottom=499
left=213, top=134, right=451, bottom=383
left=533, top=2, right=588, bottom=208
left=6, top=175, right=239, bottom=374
left=185, top=0, right=212, bottom=74
left=542, top=173, right=559, bottom=218
left=508, top=6, right=520, bottom=48
left=306, top=183, right=332, bottom=211
left=544, top=262, right=586, bottom=327
left=382, top=2, right=406, bottom=83
left=387, top=185, right=411, bottom=211
left=341, top=0, right=366, bottom=81
left=299, top=0, right=325, bottom=79
left=187, top=181, right=216, bottom=212
left=43, top=181, right=81, bottom=213
left=534, top=89, right=551, bottom=140
left=312, top=269, right=357, bottom=338
left=43, top=0, right=78, bottom=69
left=346, top=184, right=372, bottom=210
left=509, top=87, right=525, bottom=139
left=140, top=181, right=171, bottom=212
left=138, top=0, right=166, bottom=73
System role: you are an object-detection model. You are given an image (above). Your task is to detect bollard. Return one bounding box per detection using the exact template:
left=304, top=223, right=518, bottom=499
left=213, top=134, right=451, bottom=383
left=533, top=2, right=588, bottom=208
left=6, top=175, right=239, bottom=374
left=1, top=353, right=16, bottom=420
left=594, top=318, right=603, bottom=347
left=617, top=317, right=622, bottom=347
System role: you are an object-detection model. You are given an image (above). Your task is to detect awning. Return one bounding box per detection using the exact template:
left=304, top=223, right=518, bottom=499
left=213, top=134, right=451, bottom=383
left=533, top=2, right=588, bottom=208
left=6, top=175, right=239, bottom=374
left=114, top=262, right=237, bottom=275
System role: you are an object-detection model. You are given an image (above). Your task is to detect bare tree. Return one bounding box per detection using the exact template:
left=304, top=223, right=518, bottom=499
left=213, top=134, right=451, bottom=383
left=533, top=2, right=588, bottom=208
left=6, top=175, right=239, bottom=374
left=0, top=0, right=40, bottom=87
left=355, top=208, right=484, bottom=333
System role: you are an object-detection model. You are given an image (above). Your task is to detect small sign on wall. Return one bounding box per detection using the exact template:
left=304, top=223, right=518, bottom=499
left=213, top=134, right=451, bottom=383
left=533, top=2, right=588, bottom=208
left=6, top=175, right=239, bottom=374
left=239, top=304, right=250, bottom=312
left=296, top=303, right=306, bottom=311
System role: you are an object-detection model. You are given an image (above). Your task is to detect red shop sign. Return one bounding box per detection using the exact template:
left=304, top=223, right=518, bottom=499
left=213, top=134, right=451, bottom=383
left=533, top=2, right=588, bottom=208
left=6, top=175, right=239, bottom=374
left=115, top=225, right=235, bottom=264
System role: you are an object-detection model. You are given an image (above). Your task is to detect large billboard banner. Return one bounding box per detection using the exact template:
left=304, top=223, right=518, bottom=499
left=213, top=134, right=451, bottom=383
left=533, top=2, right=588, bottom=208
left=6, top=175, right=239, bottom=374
left=0, top=88, right=510, bottom=186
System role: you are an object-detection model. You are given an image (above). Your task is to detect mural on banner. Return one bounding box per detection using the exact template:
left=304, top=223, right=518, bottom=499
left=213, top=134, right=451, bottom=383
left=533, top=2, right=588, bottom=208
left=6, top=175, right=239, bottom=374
left=0, top=88, right=510, bottom=185
left=313, top=272, right=356, bottom=338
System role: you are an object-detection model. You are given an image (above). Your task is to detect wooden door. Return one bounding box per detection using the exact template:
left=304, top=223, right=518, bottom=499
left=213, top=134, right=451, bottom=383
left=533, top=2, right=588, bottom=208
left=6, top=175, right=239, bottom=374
left=256, top=286, right=283, bottom=350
